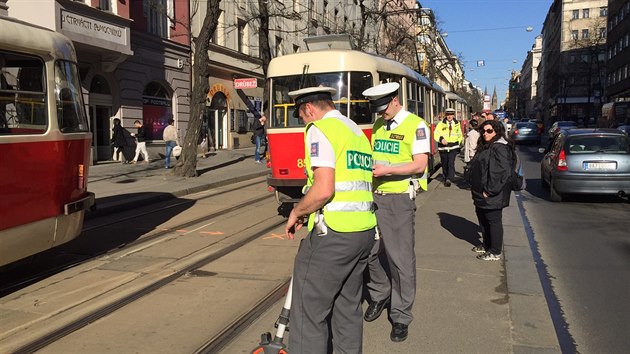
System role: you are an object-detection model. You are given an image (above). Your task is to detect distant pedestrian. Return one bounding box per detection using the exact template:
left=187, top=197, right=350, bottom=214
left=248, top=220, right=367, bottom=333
left=464, top=117, right=482, bottom=166
left=111, top=118, right=131, bottom=164
left=465, top=119, right=515, bottom=261
left=163, top=118, right=178, bottom=169
left=284, top=86, right=376, bottom=354
left=434, top=108, right=463, bottom=187
left=131, top=120, right=149, bottom=164
left=253, top=114, right=267, bottom=163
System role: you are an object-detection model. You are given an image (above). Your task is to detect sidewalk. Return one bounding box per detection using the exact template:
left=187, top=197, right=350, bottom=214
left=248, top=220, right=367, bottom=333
left=86, top=149, right=561, bottom=353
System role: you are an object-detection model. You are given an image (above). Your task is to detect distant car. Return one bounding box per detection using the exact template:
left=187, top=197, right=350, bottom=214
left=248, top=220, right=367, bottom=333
left=510, top=122, right=542, bottom=144
left=617, top=125, right=630, bottom=136
left=540, top=128, right=630, bottom=202
left=548, top=120, right=578, bottom=139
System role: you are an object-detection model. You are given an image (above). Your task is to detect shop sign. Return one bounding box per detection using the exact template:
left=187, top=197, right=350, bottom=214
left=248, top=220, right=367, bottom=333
left=60, top=10, right=127, bottom=46
left=234, top=78, right=258, bottom=89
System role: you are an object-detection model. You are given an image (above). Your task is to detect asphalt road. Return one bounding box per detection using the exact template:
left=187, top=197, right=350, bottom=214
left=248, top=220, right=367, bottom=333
left=516, top=141, right=630, bottom=353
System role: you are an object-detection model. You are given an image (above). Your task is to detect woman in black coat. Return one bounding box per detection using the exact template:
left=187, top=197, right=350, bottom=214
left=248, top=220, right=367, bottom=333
left=466, top=119, right=514, bottom=261
left=111, top=118, right=130, bottom=164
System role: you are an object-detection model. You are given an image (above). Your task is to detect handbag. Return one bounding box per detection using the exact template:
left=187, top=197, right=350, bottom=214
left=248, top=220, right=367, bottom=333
left=172, top=145, right=182, bottom=157
left=250, top=134, right=256, bottom=144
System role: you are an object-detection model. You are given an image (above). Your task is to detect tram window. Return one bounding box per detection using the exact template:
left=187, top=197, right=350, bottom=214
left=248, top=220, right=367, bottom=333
left=349, top=72, right=372, bottom=124
left=55, top=61, right=89, bottom=133
left=0, top=51, right=47, bottom=135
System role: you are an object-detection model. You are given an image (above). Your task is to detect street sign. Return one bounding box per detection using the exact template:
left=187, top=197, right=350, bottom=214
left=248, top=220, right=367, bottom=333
left=234, top=78, right=258, bottom=89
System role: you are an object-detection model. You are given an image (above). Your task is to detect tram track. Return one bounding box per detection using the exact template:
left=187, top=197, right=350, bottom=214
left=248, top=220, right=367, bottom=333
left=10, top=216, right=287, bottom=354
left=0, top=179, right=274, bottom=297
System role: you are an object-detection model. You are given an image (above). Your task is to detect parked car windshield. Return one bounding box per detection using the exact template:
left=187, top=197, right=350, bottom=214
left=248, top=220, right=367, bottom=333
left=557, top=121, right=577, bottom=128
left=566, top=135, right=630, bottom=154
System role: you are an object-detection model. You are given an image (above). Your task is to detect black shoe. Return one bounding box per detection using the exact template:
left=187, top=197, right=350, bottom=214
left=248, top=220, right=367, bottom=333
left=364, top=299, right=389, bottom=322
left=444, top=180, right=451, bottom=187
left=390, top=323, right=408, bottom=342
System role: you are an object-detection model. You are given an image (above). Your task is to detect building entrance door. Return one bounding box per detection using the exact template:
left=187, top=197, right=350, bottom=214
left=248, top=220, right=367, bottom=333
left=89, top=105, right=113, bottom=162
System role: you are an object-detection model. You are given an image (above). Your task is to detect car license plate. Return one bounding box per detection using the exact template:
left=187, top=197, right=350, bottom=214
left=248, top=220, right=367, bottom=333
left=583, top=162, right=616, bottom=170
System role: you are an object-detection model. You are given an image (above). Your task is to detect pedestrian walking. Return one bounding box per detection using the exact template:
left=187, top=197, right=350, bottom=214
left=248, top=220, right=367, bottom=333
left=131, top=120, right=149, bottom=164
left=253, top=114, right=267, bottom=163
left=111, top=118, right=131, bottom=164
left=465, top=119, right=514, bottom=261
left=362, top=82, right=430, bottom=343
left=434, top=108, right=463, bottom=187
left=163, top=118, right=178, bottom=169
left=284, top=86, right=377, bottom=354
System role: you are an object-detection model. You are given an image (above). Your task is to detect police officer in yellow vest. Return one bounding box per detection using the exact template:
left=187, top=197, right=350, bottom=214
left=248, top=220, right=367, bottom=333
left=434, top=108, right=463, bottom=187
left=285, top=86, right=377, bottom=354
left=361, top=82, right=430, bottom=343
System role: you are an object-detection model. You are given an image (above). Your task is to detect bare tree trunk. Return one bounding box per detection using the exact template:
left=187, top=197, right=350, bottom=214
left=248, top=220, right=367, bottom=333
left=173, top=0, right=221, bottom=177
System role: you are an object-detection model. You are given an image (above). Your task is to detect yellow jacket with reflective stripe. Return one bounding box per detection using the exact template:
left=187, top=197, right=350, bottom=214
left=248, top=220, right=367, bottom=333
left=372, top=113, right=428, bottom=193
left=303, top=117, right=377, bottom=233
left=434, top=119, right=463, bottom=150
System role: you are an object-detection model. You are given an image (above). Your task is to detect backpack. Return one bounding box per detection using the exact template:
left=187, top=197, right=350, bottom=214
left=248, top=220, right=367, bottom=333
left=511, top=150, right=526, bottom=191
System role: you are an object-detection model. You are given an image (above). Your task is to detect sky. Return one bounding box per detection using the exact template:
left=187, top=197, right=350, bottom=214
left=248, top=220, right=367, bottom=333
left=420, top=0, right=552, bottom=104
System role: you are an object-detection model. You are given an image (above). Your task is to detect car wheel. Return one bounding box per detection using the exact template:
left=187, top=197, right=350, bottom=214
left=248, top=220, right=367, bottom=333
left=549, top=179, right=563, bottom=202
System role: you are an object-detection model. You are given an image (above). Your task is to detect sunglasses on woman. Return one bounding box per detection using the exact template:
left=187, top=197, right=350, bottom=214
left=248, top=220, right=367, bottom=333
left=482, top=128, right=495, bottom=134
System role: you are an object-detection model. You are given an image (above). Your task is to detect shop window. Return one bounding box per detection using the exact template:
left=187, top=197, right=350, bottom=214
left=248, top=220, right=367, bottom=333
left=142, top=81, right=172, bottom=140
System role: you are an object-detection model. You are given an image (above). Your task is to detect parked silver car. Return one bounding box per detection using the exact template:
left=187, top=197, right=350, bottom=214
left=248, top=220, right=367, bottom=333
left=510, top=122, right=542, bottom=144
left=540, top=129, right=630, bottom=202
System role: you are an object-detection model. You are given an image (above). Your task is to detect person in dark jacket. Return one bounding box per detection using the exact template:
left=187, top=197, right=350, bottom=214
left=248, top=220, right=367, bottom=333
left=111, top=118, right=131, bottom=164
left=466, top=119, right=514, bottom=261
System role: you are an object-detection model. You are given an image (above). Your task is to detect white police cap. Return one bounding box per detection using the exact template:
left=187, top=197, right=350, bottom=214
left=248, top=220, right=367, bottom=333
left=362, top=82, right=400, bottom=113
left=288, top=86, right=337, bottom=117
left=445, top=108, right=456, bottom=114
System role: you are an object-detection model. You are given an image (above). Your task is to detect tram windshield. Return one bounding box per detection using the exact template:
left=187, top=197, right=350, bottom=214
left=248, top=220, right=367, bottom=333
left=270, top=72, right=373, bottom=128
left=55, top=60, right=89, bottom=133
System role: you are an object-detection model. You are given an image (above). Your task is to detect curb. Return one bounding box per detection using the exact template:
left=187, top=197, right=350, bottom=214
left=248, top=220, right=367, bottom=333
left=504, top=191, right=561, bottom=353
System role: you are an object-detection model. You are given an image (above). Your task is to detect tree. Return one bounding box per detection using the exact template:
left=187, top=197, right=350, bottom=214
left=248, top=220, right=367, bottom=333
left=173, top=0, right=221, bottom=177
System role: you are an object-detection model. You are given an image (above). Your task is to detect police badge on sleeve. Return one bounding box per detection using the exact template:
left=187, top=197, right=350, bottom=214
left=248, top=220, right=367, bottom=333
left=415, top=128, right=427, bottom=140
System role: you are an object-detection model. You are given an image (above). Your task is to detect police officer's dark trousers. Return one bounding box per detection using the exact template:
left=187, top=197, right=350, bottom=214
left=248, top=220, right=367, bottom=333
left=439, top=149, right=459, bottom=182
left=367, top=193, right=416, bottom=325
left=289, top=227, right=375, bottom=354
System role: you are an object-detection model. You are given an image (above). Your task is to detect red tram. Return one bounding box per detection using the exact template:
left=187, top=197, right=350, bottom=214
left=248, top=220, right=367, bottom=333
left=0, top=16, right=94, bottom=267
left=264, top=36, right=451, bottom=203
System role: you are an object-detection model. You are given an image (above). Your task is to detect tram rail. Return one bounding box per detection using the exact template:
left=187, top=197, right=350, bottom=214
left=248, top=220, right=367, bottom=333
left=0, top=179, right=272, bottom=297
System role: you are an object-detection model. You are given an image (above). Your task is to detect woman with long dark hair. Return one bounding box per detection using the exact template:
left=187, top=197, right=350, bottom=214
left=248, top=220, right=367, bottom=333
left=466, top=119, right=514, bottom=261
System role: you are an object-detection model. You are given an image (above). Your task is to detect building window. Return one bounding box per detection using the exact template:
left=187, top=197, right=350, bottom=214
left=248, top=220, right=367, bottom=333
left=144, top=0, right=172, bottom=38
left=275, top=36, right=283, bottom=56
left=600, top=7, right=607, bottom=17
left=599, top=27, right=606, bottom=39
left=582, top=29, right=589, bottom=39
left=99, top=0, right=110, bottom=11
left=571, top=30, right=578, bottom=40
left=237, top=19, right=247, bottom=54
left=583, top=9, right=589, bottom=19
left=572, top=10, right=579, bottom=20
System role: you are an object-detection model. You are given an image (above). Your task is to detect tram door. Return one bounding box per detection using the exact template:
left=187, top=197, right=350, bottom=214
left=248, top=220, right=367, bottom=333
left=89, top=105, right=112, bottom=162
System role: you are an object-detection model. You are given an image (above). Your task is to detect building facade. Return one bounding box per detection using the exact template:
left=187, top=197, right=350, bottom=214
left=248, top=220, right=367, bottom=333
left=7, top=0, right=191, bottom=163
left=605, top=0, right=630, bottom=101
left=539, top=0, right=608, bottom=126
